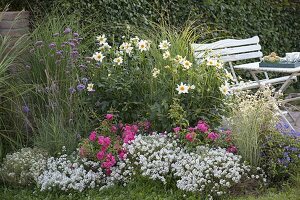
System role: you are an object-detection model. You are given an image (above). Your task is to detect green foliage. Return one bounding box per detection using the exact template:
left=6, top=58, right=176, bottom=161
left=84, top=22, right=228, bottom=131
left=168, top=98, right=189, bottom=128
left=1, top=174, right=300, bottom=200
left=260, top=132, right=300, bottom=185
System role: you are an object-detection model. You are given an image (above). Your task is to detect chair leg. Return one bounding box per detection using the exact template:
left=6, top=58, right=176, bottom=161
left=277, top=108, right=296, bottom=132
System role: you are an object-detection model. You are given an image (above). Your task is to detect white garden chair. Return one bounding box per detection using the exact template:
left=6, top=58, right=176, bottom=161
left=191, top=36, right=297, bottom=91
left=192, top=36, right=299, bottom=131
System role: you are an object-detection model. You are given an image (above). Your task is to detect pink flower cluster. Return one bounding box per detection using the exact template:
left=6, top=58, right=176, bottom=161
left=80, top=114, right=151, bottom=176
left=101, top=153, right=116, bottom=175
left=122, top=124, right=139, bottom=144
left=196, top=120, right=209, bottom=132
left=207, top=132, right=220, bottom=141
left=172, top=119, right=238, bottom=154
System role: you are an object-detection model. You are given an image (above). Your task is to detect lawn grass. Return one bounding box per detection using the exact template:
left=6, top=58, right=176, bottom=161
left=1, top=178, right=300, bottom=200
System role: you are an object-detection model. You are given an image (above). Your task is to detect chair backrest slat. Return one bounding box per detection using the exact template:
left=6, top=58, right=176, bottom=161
left=220, top=51, right=263, bottom=62
left=192, top=36, right=262, bottom=62
left=192, top=36, right=263, bottom=83
left=192, top=36, right=260, bottom=51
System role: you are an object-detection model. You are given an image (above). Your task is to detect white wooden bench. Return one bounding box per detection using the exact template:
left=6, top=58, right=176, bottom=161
left=191, top=36, right=297, bottom=91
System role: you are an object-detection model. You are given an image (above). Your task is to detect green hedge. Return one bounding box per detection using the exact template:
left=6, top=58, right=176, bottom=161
left=51, top=0, right=300, bottom=55
left=1, top=0, right=299, bottom=54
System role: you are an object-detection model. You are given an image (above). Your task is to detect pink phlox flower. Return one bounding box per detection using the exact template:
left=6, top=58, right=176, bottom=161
left=173, top=127, right=181, bottom=133
left=111, top=125, right=118, bottom=133
left=79, top=147, right=87, bottom=157
left=185, top=132, right=196, bottom=142
left=188, top=127, right=195, bottom=132
left=227, top=145, right=238, bottom=153
left=103, top=137, right=111, bottom=147
left=98, top=136, right=111, bottom=148
left=143, top=121, right=151, bottom=130
left=101, top=153, right=116, bottom=169
left=105, top=114, right=114, bottom=121
left=118, top=149, right=127, bottom=160
left=89, top=131, right=97, bottom=141
left=122, top=125, right=137, bottom=143
left=132, top=124, right=139, bottom=133
left=225, top=130, right=232, bottom=135
left=123, top=132, right=135, bottom=144
left=196, top=120, right=209, bottom=132
left=105, top=168, right=112, bottom=176
left=207, top=132, right=220, bottom=141
left=98, top=136, right=105, bottom=145
left=96, top=151, right=106, bottom=160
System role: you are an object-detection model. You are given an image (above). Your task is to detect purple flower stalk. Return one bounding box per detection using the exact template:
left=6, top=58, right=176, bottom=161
left=22, top=105, right=30, bottom=113
left=76, top=84, right=85, bottom=91
left=64, top=27, right=72, bottom=34
left=81, top=77, right=88, bottom=84
left=71, top=50, right=79, bottom=58
left=73, top=32, right=79, bottom=37
left=56, top=50, right=63, bottom=56
left=69, top=87, right=76, bottom=94
left=49, top=42, right=56, bottom=49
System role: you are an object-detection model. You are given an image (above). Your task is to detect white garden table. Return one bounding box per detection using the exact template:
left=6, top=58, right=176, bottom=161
left=234, top=63, right=300, bottom=130
left=234, top=63, right=300, bottom=101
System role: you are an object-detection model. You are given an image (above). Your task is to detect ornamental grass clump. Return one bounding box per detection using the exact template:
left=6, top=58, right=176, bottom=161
left=229, top=86, right=279, bottom=166
left=0, top=34, right=30, bottom=159
left=20, top=14, right=91, bottom=155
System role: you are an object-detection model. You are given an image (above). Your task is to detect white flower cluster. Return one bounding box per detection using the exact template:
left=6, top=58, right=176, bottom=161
left=37, top=155, right=106, bottom=192
left=7, top=137, right=266, bottom=198
left=171, top=146, right=266, bottom=198
left=103, top=157, right=134, bottom=188
left=125, top=134, right=180, bottom=184
left=0, top=148, right=47, bottom=186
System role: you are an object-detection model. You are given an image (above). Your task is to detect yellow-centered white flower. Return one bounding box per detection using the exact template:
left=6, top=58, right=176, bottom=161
left=87, top=83, right=94, bottom=92
left=96, top=34, right=107, bottom=45
left=120, top=42, right=133, bottom=54
left=152, top=68, right=160, bottom=78
left=224, top=69, right=234, bottom=81
left=216, top=61, right=223, bottom=69
left=158, top=40, right=171, bottom=50
left=137, top=40, right=150, bottom=52
left=181, top=59, right=192, bottom=70
left=92, top=52, right=105, bottom=62
left=174, top=55, right=184, bottom=63
left=207, top=59, right=218, bottom=66
left=163, top=51, right=170, bottom=59
left=189, top=85, right=196, bottom=90
left=176, top=82, right=189, bottom=94
left=130, top=36, right=139, bottom=44
left=219, top=82, right=230, bottom=95
left=113, top=56, right=123, bottom=65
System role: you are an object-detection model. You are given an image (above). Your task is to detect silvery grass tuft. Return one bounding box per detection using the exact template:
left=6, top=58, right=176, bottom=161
left=229, top=86, right=279, bottom=166
left=0, top=23, right=30, bottom=159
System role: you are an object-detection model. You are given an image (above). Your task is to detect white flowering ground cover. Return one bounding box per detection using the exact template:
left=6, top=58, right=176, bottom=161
left=0, top=134, right=267, bottom=199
